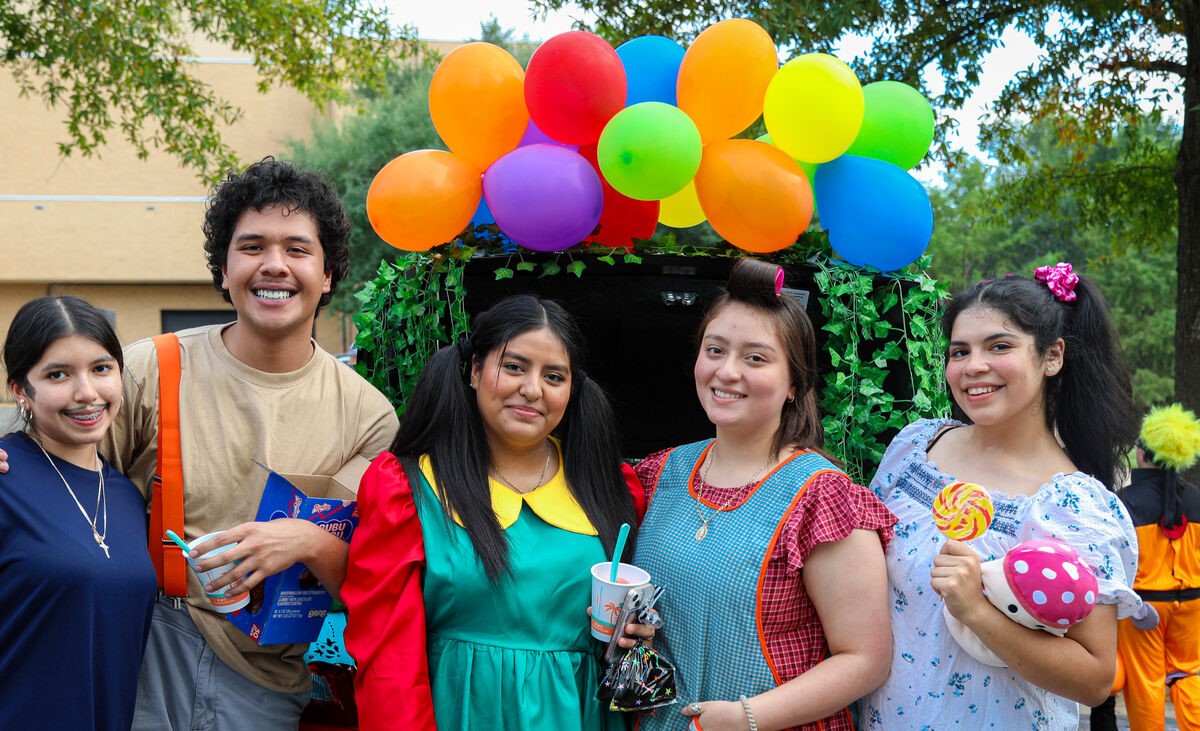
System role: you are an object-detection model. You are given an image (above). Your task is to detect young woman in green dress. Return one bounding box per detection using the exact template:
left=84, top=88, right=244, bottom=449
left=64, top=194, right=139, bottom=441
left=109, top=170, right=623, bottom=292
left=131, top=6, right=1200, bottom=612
left=343, top=294, right=649, bottom=731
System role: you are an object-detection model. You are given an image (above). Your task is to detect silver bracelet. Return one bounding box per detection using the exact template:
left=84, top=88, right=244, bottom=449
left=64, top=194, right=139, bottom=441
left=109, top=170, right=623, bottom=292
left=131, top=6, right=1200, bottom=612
left=739, top=694, right=759, bottom=731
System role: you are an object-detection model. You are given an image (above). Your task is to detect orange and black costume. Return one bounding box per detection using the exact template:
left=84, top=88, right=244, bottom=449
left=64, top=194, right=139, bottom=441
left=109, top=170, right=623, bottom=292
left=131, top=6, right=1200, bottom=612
left=1118, top=467, right=1200, bottom=730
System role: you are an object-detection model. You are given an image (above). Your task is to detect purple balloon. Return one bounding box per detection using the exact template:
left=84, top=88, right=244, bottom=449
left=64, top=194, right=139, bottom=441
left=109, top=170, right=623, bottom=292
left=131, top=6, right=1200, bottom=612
left=518, top=119, right=579, bottom=151
left=483, top=144, right=603, bottom=252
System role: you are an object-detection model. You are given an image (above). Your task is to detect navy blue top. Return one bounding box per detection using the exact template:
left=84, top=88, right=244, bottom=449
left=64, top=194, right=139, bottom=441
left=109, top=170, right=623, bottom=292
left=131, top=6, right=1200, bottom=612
left=0, top=431, right=156, bottom=730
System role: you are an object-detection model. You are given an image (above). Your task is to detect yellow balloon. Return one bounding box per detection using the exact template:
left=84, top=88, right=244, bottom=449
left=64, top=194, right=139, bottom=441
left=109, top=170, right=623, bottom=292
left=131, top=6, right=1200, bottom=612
left=764, top=53, right=864, bottom=163
left=694, top=139, right=813, bottom=253
left=429, top=43, right=529, bottom=173
left=366, top=150, right=481, bottom=252
left=677, top=19, right=778, bottom=145
left=659, top=180, right=706, bottom=228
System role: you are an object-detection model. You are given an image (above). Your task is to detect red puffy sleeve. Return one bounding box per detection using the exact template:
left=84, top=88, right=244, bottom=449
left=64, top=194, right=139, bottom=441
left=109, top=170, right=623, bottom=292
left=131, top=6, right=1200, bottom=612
left=342, top=452, right=436, bottom=731
left=621, top=462, right=647, bottom=523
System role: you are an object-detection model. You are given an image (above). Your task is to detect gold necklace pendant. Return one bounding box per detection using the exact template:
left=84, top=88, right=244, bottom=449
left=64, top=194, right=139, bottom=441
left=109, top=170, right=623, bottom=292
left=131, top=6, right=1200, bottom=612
left=692, top=444, right=775, bottom=541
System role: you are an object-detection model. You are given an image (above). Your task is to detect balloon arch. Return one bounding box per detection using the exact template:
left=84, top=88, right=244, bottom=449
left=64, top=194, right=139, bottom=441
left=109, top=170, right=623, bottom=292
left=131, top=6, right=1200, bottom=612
left=366, top=19, right=936, bottom=272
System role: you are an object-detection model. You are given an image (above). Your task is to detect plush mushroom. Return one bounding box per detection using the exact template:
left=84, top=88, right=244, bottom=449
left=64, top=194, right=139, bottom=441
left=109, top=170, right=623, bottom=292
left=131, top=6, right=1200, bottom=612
left=944, top=539, right=1099, bottom=667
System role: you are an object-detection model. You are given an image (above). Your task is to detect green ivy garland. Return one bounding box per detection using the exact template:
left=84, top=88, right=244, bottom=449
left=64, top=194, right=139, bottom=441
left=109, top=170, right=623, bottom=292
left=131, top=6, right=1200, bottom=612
left=813, top=256, right=952, bottom=484
left=353, top=234, right=951, bottom=482
left=352, top=251, right=469, bottom=412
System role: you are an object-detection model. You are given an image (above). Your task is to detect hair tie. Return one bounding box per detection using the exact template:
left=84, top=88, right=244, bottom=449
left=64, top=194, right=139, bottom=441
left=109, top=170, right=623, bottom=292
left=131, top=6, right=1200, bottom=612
left=1033, top=262, right=1079, bottom=302
left=455, top=336, right=474, bottom=363
left=576, top=369, right=588, bottom=386
left=774, top=267, right=785, bottom=297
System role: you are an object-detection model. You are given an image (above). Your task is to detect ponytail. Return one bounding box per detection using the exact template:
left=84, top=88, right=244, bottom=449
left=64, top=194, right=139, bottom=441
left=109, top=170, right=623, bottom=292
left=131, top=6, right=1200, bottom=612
left=943, top=269, right=1137, bottom=489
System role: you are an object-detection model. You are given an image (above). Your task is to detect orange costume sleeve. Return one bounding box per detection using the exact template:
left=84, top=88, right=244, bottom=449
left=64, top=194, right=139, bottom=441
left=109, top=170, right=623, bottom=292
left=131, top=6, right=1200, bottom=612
left=342, top=452, right=436, bottom=731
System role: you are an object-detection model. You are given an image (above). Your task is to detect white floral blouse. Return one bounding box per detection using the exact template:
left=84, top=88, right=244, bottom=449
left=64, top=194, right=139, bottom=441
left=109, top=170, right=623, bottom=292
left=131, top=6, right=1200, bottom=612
left=861, top=419, right=1140, bottom=731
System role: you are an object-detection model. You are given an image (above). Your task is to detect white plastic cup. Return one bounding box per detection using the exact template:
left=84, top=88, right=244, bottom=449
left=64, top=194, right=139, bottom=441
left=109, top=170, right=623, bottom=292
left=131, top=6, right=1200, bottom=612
left=589, top=561, right=651, bottom=642
left=187, top=531, right=250, bottom=613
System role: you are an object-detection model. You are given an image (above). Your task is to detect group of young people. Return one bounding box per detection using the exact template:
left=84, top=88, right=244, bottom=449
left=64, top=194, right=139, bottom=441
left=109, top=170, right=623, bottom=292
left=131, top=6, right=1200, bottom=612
left=0, top=155, right=1163, bottom=731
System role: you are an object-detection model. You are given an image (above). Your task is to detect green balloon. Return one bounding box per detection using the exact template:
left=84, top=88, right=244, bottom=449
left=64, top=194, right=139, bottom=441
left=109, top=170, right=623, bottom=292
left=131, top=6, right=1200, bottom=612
left=846, top=81, right=935, bottom=170
left=597, top=102, right=703, bottom=201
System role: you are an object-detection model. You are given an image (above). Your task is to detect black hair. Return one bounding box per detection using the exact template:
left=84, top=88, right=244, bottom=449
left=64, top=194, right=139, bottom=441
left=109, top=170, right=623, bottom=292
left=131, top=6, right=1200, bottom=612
left=4, top=295, right=124, bottom=397
left=389, top=294, right=638, bottom=582
left=696, top=258, right=825, bottom=457
left=203, top=156, right=351, bottom=310
left=942, top=273, right=1137, bottom=489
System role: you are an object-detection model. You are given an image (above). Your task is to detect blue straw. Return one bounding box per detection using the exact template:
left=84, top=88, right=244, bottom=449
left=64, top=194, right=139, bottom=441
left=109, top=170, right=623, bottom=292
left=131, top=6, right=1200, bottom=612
left=609, top=523, right=630, bottom=582
left=164, top=529, right=192, bottom=555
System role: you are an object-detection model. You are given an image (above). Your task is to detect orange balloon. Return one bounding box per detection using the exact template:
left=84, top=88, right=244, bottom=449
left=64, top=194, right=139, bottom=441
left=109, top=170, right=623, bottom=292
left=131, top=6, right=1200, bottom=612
left=429, top=43, right=529, bottom=173
left=677, top=19, right=778, bottom=144
left=694, top=139, right=813, bottom=253
left=366, top=150, right=481, bottom=252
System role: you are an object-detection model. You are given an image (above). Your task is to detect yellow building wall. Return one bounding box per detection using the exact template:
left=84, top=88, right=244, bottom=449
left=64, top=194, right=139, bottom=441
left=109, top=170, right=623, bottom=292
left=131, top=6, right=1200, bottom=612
left=1, top=42, right=361, bottom=402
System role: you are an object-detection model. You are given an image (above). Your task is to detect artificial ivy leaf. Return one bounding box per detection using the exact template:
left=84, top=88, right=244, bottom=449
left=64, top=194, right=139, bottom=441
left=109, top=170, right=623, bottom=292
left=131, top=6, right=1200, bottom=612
left=567, top=260, right=587, bottom=277
left=494, top=268, right=514, bottom=280
left=516, top=261, right=537, bottom=272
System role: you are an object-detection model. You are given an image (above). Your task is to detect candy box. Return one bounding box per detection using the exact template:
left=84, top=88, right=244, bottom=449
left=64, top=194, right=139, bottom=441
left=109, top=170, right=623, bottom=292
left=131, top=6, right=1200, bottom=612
left=228, top=457, right=369, bottom=645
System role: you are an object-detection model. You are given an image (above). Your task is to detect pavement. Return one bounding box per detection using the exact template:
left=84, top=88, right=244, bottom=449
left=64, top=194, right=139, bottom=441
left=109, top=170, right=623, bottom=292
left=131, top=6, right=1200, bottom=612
left=1078, top=693, right=1179, bottom=730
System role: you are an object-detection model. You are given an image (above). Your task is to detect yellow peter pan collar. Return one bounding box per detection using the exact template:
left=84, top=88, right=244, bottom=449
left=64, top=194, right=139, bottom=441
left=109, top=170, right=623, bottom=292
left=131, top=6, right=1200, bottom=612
left=418, top=439, right=598, bottom=536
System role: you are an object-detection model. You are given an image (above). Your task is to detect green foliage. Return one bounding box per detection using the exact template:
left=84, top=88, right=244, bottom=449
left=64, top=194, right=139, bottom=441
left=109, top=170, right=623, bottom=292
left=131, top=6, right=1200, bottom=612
left=354, top=235, right=948, bottom=480
left=0, top=1, right=419, bottom=182
left=288, top=61, right=443, bottom=315
left=352, top=252, right=470, bottom=414
left=924, top=118, right=1178, bottom=409
left=814, top=257, right=952, bottom=483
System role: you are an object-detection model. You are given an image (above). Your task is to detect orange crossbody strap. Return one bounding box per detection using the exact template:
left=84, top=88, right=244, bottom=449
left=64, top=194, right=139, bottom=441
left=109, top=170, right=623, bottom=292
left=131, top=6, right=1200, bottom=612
left=149, top=333, right=187, bottom=596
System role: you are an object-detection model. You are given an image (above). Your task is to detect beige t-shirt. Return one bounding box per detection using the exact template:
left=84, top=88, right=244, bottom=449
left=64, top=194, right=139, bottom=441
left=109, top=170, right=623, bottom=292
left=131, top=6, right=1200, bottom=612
left=105, top=323, right=398, bottom=692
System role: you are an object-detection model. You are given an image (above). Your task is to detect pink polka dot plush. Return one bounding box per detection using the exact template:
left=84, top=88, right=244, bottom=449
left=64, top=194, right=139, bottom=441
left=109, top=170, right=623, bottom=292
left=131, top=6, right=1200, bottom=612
left=1002, top=539, right=1099, bottom=630
left=943, top=539, right=1100, bottom=667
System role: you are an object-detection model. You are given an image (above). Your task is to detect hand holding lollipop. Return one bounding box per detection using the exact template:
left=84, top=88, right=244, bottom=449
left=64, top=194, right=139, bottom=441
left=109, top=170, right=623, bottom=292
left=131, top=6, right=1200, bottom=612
left=933, top=481, right=994, bottom=541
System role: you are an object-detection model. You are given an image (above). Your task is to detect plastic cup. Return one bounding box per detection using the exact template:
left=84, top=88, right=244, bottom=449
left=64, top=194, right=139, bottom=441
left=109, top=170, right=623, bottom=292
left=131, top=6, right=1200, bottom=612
left=187, top=531, right=250, bottom=613
left=590, top=561, right=651, bottom=642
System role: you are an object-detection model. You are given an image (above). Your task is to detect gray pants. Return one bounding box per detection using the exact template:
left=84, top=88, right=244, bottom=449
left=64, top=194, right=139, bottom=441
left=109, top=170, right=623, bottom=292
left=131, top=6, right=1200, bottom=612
left=132, top=595, right=310, bottom=731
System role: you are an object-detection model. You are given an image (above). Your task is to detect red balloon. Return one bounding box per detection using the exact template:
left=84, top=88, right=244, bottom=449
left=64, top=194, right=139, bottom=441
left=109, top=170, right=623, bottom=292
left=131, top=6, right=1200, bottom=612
left=580, top=144, right=659, bottom=249
left=525, top=32, right=627, bottom=145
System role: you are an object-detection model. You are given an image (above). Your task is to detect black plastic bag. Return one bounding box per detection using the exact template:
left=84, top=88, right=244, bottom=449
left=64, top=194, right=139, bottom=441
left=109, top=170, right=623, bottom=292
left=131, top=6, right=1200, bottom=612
left=596, top=642, right=678, bottom=712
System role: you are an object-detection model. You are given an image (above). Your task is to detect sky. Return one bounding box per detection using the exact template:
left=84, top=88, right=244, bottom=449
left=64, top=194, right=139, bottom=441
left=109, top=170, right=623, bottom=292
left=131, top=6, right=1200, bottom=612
left=387, top=0, right=588, bottom=43
left=383, top=1, right=1042, bottom=179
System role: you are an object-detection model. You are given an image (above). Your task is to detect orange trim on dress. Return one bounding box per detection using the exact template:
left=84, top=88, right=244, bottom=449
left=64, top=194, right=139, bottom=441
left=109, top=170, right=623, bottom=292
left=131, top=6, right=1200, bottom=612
left=689, top=442, right=790, bottom=509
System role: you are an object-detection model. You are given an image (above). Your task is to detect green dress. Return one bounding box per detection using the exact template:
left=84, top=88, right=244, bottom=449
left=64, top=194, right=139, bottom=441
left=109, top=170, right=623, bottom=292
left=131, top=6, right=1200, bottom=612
left=413, top=466, right=624, bottom=731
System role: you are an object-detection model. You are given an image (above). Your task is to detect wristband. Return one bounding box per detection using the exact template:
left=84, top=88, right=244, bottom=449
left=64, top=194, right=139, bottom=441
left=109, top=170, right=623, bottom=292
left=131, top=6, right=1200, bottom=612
left=739, top=694, right=758, bottom=731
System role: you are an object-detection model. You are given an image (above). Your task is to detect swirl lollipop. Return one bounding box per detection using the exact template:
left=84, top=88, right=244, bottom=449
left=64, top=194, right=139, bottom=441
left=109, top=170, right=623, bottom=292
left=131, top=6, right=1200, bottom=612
left=933, top=481, right=994, bottom=540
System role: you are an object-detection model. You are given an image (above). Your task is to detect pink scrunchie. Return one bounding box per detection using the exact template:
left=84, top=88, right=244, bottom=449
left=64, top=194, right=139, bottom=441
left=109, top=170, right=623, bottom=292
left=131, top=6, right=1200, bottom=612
left=1033, top=262, right=1079, bottom=302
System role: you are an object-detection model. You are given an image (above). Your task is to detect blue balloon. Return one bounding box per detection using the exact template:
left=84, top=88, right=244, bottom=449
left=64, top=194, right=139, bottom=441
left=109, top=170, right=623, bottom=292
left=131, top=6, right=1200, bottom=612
left=616, top=35, right=686, bottom=106
left=471, top=194, right=496, bottom=225
left=469, top=193, right=518, bottom=252
left=814, top=155, right=934, bottom=271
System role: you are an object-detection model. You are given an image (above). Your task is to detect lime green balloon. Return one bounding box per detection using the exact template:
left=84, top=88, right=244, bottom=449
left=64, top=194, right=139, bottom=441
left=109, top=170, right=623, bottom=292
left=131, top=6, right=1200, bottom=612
left=597, top=102, right=703, bottom=201
left=846, top=80, right=935, bottom=170
left=763, top=53, right=863, bottom=163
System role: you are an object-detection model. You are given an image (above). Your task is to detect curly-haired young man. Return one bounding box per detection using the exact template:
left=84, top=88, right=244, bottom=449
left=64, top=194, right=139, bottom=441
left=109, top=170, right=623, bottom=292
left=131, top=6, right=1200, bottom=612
left=109, top=158, right=397, bottom=729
